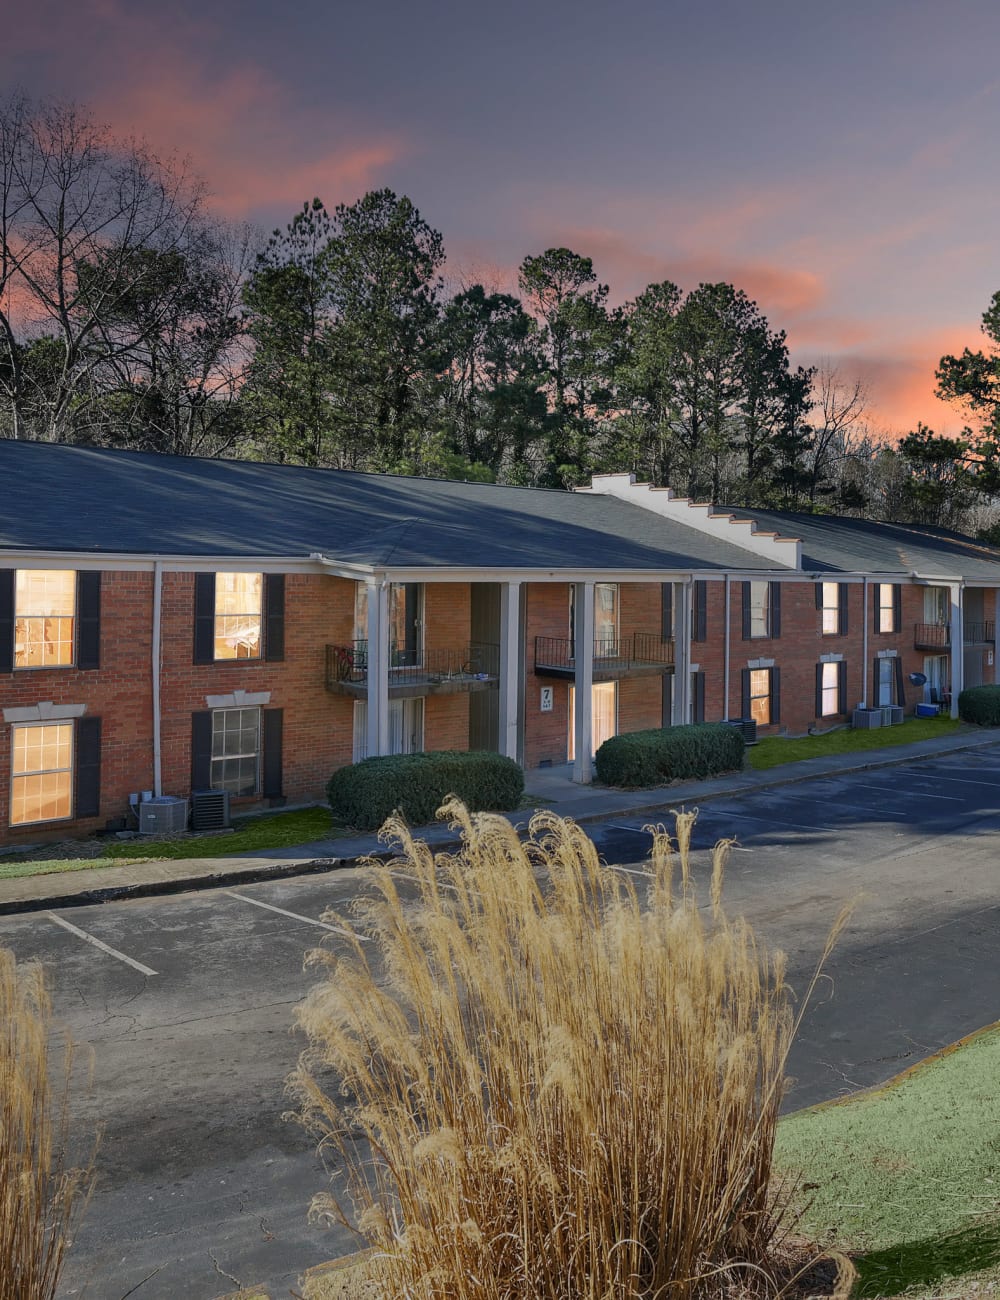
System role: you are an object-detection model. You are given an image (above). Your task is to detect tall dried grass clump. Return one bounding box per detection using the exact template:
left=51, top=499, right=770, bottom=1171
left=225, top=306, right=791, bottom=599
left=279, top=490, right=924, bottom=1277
left=289, top=802, right=847, bottom=1299
left=0, top=948, right=93, bottom=1300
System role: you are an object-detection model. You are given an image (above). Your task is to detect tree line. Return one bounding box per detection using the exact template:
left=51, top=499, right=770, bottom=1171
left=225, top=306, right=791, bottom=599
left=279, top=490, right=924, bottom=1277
left=3, top=94, right=1000, bottom=530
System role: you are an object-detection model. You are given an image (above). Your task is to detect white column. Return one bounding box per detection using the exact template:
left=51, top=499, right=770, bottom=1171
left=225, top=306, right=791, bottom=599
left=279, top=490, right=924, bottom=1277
left=366, top=579, right=390, bottom=756
left=672, top=581, right=692, bottom=724
left=498, top=581, right=521, bottom=761
left=949, top=582, right=963, bottom=718
left=572, top=581, right=595, bottom=784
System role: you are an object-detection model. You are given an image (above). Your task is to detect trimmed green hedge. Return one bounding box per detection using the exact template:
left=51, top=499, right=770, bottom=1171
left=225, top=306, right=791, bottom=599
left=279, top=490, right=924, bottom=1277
left=958, top=685, right=1000, bottom=726
left=327, top=750, right=525, bottom=831
left=594, top=723, right=745, bottom=788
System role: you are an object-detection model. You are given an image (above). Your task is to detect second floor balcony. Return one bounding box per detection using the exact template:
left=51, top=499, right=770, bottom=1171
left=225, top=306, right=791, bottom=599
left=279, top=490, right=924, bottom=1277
left=326, top=640, right=500, bottom=698
left=914, top=621, right=995, bottom=650
left=534, top=633, right=675, bottom=680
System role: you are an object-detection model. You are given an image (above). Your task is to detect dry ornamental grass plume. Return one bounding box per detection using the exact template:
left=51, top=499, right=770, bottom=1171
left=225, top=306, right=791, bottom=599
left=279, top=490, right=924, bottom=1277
left=0, top=949, right=94, bottom=1300
left=288, top=801, right=852, bottom=1300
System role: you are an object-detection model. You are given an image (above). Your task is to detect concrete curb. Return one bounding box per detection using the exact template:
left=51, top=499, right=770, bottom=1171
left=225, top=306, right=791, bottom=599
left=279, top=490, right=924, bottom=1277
left=2, top=731, right=996, bottom=917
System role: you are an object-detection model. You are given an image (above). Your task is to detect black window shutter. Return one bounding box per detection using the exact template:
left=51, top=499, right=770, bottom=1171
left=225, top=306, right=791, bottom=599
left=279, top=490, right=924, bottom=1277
left=838, top=583, right=849, bottom=636
left=894, top=655, right=905, bottom=706
left=661, top=673, right=673, bottom=728
left=692, top=670, right=705, bottom=723
left=815, top=663, right=824, bottom=716
left=74, top=716, right=101, bottom=818
left=838, top=660, right=848, bottom=714
left=693, top=580, right=707, bottom=642
left=740, top=667, right=751, bottom=718
left=262, top=708, right=284, bottom=797
left=814, top=582, right=823, bottom=611
left=770, top=667, right=781, bottom=724
left=264, top=574, right=285, bottom=662
left=769, top=582, right=781, bottom=638
left=661, top=584, right=673, bottom=640
left=873, top=656, right=881, bottom=704
left=874, top=583, right=881, bottom=629
left=191, top=710, right=213, bottom=790
left=893, top=584, right=902, bottom=634
left=741, top=582, right=752, bottom=640
left=0, top=569, right=12, bottom=673
left=76, top=571, right=101, bottom=670
left=193, top=574, right=216, bottom=664
left=404, top=583, right=420, bottom=659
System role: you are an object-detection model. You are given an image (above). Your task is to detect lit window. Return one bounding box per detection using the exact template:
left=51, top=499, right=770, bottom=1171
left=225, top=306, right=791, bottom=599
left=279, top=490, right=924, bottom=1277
left=569, top=583, right=620, bottom=655
left=749, top=582, right=770, bottom=638
left=15, top=570, right=75, bottom=668
left=878, top=584, right=897, bottom=634
left=214, top=574, right=262, bottom=660
left=821, top=583, right=840, bottom=635
left=10, top=722, right=73, bottom=825
left=210, top=708, right=260, bottom=795
left=748, top=668, right=772, bottom=725
left=820, top=662, right=840, bottom=716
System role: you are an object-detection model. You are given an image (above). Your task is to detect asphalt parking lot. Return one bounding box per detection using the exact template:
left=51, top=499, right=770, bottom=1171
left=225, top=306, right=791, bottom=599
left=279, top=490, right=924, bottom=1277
left=3, top=745, right=1000, bottom=1299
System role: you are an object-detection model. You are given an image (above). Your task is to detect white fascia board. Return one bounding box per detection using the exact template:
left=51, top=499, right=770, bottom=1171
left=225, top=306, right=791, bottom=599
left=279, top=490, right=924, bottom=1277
left=0, top=551, right=326, bottom=573
left=579, top=474, right=802, bottom=568
left=346, top=566, right=782, bottom=584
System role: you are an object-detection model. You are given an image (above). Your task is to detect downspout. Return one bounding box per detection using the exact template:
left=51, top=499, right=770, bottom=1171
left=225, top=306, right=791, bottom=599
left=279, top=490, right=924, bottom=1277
left=152, top=560, right=163, bottom=796
left=723, top=575, right=731, bottom=720
left=861, top=577, right=869, bottom=708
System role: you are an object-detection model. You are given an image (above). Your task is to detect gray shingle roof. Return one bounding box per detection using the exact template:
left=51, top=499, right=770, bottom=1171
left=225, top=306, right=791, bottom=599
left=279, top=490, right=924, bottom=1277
left=722, top=507, right=1000, bottom=581
left=0, top=440, right=777, bottom=572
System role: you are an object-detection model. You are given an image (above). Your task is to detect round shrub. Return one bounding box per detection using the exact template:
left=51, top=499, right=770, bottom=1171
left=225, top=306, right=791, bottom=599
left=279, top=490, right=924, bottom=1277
left=327, top=750, right=524, bottom=831
left=595, top=722, right=745, bottom=788
left=958, top=685, right=1000, bottom=726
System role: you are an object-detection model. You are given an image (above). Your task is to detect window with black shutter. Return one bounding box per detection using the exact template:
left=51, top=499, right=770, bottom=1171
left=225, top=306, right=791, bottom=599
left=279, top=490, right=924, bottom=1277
left=264, top=574, right=285, bottom=662
left=76, top=571, right=101, bottom=670
left=691, top=670, right=705, bottom=723
left=692, top=580, right=707, bottom=642
left=74, top=716, right=102, bottom=818
left=0, top=569, right=12, bottom=673
left=262, top=708, right=284, bottom=797
left=193, top=574, right=216, bottom=664
left=191, top=710, right=213, bottom=789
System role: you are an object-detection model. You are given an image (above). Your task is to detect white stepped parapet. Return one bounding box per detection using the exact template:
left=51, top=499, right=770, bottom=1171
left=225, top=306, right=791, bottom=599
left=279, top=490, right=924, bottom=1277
left=578, top=473, right=801, bottom=568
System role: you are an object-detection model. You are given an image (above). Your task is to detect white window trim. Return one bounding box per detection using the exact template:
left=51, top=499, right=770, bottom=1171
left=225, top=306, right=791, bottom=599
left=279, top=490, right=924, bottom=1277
left=205, top=690, right=271, bottom=709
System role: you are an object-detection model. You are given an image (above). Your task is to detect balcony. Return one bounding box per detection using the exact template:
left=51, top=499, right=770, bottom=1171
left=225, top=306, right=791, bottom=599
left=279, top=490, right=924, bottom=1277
left=325, top=640, right=500, bottom=698
left=914, top=622, right=995, bottom=650
left=534, top=633, right=675, bottom=680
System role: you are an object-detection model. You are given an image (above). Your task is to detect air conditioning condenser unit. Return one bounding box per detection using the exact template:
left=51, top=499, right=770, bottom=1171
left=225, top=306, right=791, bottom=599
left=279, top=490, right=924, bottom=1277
left=190, top=789, right=231, bottom=832
left=138, top=796, right=189, bottom=835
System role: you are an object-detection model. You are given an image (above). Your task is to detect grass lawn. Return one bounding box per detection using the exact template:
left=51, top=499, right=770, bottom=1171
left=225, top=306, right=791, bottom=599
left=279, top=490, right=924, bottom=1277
left=775, top=1022, right=1000, bottom=1298
left=749, top=715, right=965, bottom=771
left=0, top=806, right=339, bottom=881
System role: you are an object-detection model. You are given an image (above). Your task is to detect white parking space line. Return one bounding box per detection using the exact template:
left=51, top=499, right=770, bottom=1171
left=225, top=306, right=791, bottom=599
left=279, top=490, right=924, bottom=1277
left=903, top=772, right=1000, bottom=790
left=222, top=889, right=365, bottom=940
left=860, top=784, right=964, bottom=802
left=46, top=913, right=157, bottom=977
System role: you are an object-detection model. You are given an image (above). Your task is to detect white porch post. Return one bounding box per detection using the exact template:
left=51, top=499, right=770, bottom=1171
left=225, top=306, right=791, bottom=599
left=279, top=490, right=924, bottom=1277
left=498, top=581, right=522, bottom=761
left=949, top=582, right=963, bottom=718
left=572, top=581, right=595, bottom=784
left=672, top=581, right=692, bottom=724
left=366, top=579, right=390, bottom=756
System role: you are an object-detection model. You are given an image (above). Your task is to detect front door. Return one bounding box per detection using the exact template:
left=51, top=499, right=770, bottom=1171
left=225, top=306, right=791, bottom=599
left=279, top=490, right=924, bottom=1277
left=567, top=682, right=617, bottom=760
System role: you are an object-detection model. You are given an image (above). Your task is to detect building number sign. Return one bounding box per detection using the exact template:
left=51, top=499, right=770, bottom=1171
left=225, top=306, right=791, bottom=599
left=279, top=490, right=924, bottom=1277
left=540, top=686, right=554, bottom=713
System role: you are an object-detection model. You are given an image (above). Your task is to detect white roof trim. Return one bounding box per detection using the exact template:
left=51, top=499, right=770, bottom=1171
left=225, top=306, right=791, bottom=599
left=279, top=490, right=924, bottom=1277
left=578, top=474, right=802, bottom=568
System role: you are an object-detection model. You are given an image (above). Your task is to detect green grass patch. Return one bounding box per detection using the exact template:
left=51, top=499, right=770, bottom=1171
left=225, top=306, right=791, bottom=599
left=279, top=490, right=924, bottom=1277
left=775, top=1023, right=1000, bottom=1297
left=749, top=715, right=963, bottom=771
left=0, top=806, right=339, bottom=881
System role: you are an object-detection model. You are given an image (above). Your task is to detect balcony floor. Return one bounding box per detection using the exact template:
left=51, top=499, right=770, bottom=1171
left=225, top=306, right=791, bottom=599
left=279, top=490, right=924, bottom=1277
left=327, top=671, right=499, bottom=700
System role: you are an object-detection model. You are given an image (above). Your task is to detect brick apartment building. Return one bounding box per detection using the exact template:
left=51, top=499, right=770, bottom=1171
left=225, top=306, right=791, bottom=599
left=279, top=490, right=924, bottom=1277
left=2, top=440, right=1000, bottom=848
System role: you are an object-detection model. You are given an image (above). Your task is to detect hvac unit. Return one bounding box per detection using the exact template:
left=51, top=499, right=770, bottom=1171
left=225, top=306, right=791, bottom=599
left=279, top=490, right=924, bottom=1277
left=138, top=796, right=189, bottom=835
left=852, top=708, right=882, bottom=730
left=190, top=789, right=231, bottom=832
left=883, top=705, right=904, bottom=726
left=724, top=717, right=758, bottom=744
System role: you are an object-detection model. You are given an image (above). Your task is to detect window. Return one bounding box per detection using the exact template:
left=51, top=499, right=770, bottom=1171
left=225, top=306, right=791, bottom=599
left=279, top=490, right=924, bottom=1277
left=214, top=573, right=262, bottom=660
left=821, top=583, right=840, bottom=636
left=354, top=583, right=423, bottom=667
left=876, top=658, right=897, bottom=707
left=567, top=681, right=617, bottom=760
left=748, top=668, right=772, bottom=725
left=353, top=698, right=424, bottom=762
left=820, top=662, right=840, bottom=716
left=10, top=722, right=73, bottom=825
left=210, top=707, right=260, bottom=795
left=877, top=583, right=899, bottom=634
left=743, top=581, right=780, bottom=639
left=14, top=570, right=75, bottom=668
left=569, top=583, right=619, bottom=656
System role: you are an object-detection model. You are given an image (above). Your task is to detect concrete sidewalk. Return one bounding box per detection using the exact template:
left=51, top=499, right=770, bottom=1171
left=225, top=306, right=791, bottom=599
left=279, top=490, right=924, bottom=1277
left=2, top=727, right=997, bottom=915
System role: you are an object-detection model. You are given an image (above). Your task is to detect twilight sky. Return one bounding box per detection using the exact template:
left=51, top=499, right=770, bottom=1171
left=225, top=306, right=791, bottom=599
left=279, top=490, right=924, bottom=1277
left=5, top=0, right=1000, bottom=435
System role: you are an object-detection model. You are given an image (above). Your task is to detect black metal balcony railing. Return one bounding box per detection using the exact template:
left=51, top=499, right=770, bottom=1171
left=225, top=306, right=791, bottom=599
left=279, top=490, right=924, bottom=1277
left=534, top=633, right=675, bottom=677
left=914, top=621, right=996, bottom=650
left=326, top=640, right=500, bottom=691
